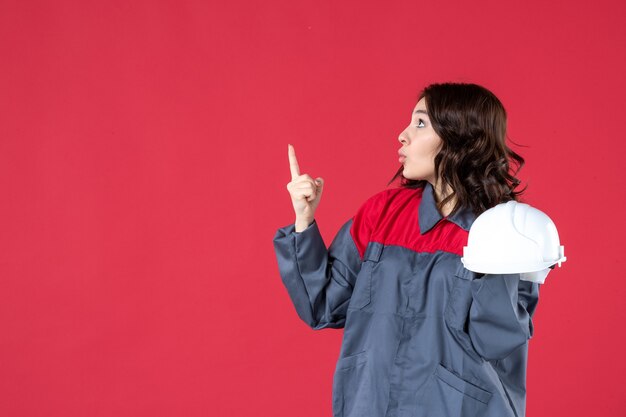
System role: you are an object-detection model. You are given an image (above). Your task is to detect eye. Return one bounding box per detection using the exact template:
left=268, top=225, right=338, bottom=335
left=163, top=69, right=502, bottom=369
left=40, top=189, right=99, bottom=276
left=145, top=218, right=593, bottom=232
left=416, top=119, right=425, bottom=128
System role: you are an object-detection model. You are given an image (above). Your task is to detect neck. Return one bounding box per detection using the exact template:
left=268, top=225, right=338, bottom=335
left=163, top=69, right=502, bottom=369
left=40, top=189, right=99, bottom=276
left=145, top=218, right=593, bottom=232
left=431, top=180, right=457, bottom=217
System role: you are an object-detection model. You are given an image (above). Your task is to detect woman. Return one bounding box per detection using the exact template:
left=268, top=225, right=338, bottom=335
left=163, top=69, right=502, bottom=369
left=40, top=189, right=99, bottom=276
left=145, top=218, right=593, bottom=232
left=273, top=82, right=539, bottom=417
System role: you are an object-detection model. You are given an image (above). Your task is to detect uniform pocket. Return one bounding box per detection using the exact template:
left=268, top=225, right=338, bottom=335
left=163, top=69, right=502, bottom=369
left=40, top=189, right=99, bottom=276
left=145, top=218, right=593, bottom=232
left=444, top=273, right=472, bottom=331
left=332, top=351, right=371, bottom=417
left=415, top=363, right=492, bottom=417
left=349, top=243, right=382, bottom=311
left=443, top=268, right=484, bottom=362
left=348, top=261, right=372, bottom=310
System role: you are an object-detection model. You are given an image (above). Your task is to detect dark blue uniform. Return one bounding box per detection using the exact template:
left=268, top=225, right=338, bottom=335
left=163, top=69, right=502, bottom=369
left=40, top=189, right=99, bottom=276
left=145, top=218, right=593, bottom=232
left=273, top=182, right=540, bottom=417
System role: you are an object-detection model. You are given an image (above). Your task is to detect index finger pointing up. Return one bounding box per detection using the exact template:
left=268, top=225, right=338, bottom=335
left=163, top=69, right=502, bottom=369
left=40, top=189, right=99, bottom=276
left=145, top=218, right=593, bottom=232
left=288, top=144, right=300, bottom=180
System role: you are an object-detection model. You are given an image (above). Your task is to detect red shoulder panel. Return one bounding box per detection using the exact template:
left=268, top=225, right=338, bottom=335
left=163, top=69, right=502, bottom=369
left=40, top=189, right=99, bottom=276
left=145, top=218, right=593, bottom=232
left=349, top=189, right=390, bottom=260
left=350, top=187, right=469, bottom=259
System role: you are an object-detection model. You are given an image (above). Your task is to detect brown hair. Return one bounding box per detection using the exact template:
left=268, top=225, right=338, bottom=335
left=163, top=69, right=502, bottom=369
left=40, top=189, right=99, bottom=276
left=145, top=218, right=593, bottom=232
left=387, top=82, right=527, bottom=217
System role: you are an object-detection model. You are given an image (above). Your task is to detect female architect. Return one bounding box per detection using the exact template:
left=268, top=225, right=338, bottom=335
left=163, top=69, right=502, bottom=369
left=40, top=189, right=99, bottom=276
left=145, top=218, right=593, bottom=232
left=273, top=82, right=539, bottom=417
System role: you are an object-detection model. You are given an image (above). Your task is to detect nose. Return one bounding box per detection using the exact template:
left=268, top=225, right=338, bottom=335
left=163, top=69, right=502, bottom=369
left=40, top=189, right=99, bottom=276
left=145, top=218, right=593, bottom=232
left=398, top=131, right=408, bottom=145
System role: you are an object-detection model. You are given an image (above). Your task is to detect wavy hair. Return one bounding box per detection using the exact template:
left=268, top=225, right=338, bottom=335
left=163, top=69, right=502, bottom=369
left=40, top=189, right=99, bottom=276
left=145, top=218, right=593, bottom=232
left=388, top=82, right=527, bottom=217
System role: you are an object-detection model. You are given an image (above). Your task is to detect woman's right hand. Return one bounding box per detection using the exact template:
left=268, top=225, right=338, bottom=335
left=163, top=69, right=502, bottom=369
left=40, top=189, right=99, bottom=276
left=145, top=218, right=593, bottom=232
left=287, top=144, right=324, bottom=226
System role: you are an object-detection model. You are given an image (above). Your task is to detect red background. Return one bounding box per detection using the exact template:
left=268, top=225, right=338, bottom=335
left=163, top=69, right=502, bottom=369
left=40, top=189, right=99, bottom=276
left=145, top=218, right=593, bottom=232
left=1, top=0, right=625, bottom=415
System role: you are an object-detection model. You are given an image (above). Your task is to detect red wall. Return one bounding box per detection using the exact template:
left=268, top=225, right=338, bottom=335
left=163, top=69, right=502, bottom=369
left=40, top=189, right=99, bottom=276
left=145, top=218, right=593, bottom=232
left=1, top=0, right=624, bottom=415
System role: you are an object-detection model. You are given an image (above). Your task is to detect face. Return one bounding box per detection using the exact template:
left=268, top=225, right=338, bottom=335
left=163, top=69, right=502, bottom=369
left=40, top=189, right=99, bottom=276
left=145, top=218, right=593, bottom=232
left=397, top=97, right=443, bottom=186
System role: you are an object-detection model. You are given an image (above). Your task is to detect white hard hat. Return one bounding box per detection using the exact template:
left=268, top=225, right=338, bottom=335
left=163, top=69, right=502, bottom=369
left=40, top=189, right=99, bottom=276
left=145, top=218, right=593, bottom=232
left=461, top=200, right=566, bottom=284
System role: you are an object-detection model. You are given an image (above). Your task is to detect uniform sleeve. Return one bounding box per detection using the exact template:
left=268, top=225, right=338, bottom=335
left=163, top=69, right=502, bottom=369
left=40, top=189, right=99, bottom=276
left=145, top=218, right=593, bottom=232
left=272, top=191, right=382, bottom=330
left=272, top=217, right=364, bottom=330
left=467, top=273, right=540, bottom=361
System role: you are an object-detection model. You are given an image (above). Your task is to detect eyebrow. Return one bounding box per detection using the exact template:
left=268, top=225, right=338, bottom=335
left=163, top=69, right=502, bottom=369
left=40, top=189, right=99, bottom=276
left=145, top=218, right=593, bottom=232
left=413, top=109, right=429, bottom=116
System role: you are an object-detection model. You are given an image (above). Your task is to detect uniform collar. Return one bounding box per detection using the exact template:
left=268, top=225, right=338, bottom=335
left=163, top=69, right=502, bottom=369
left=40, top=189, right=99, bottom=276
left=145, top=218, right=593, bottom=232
left=418, top=181, right=476, bottom=234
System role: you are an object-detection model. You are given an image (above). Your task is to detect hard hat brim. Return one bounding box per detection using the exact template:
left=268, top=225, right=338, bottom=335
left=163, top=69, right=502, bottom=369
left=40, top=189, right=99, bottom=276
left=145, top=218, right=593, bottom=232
left=461, top=256, right=566, bottom=274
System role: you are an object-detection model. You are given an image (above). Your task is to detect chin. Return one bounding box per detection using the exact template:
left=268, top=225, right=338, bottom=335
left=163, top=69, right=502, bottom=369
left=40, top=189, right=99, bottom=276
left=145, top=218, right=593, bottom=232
left=402, top=169, right=420, bottom=181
